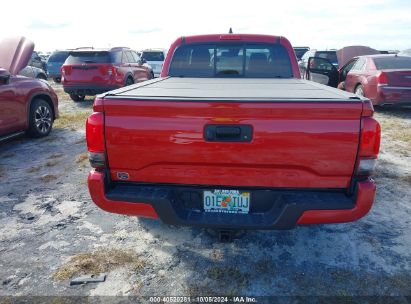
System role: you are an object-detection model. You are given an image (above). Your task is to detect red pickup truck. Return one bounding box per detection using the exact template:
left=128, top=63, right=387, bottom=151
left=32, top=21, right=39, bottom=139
left=86, top=34, right=380, bottom=232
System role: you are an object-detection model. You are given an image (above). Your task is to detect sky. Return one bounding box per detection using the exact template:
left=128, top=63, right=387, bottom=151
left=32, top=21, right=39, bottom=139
left=1, top=0, right=411, bottom=52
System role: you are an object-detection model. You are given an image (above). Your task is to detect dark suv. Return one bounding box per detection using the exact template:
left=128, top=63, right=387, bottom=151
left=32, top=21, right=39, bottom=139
left=298, top=49, right=338, bottom=77
left=61, top=47, right=153, bottom=101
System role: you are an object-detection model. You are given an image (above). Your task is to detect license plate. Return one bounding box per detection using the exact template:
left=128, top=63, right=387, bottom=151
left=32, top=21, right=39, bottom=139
left=203, top=189, right=250, bottom=214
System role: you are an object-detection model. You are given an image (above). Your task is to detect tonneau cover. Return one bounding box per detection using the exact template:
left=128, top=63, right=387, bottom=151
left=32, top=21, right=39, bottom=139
left=102, top=77, right=362, bottom=101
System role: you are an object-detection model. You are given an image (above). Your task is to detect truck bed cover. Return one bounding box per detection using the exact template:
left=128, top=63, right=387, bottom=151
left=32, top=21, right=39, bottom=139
left=102, top=77, right=363, bottom=102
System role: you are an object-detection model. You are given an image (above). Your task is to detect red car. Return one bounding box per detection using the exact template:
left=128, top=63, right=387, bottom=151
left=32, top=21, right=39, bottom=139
left=0, top=37, right=58, bottom=141
left=345, top=55, right=411, bottom=106
left=61, top=47, right=153, bottom=102
left=86, top=34, right=380, bottom=237
left=307, top=54, right=411, bottom=106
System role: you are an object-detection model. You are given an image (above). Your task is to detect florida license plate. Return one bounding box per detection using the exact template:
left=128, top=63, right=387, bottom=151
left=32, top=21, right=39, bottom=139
left=203, top=189, right=250, bottom=214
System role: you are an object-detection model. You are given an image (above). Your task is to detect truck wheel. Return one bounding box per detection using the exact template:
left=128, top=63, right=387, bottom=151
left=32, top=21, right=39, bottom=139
left=27, top=99, right=53, bottom=138
left=53, top=77, right=61, bottom=83
left=125, top=77, right=134, bottom=86
left=150, top=71, right=154, bottom=79
left=69, top=94, right=86, bottom=102
left=355, top=85, right=365, bottom=97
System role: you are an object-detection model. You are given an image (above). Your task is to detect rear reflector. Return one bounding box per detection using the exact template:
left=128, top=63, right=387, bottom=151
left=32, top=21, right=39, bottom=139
left=88, top=152, right=106, bottom=169
left=377, top=71, right=388, bottom=86
left=356, top=158, right=377, bottom=176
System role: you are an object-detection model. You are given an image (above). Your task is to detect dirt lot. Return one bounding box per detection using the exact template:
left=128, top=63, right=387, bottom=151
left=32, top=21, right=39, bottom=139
left=0, top=81, right=411, bottom=301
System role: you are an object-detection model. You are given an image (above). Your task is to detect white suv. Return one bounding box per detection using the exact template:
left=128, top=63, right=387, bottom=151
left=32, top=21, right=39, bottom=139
left=140, top=48, right=167, bottom=78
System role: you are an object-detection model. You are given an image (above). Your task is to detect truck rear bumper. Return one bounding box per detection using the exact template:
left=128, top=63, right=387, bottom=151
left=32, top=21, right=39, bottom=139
left=88, top=170, right=376, bottom=229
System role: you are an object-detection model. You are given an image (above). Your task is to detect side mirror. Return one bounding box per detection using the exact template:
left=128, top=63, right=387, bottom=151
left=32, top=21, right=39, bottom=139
left=0, top=70, right=11, bottom=85
left=140, top=58, right=146, bottom=64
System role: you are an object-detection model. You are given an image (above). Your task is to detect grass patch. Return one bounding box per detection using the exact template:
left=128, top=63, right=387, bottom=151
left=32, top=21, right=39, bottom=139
left=52, top=249, right=146, bottom=281
left=376, top=115, right=411, bottom=148
left=54, top=111, right=91, bottom=131
left=53, top=86, right=69, bottom=102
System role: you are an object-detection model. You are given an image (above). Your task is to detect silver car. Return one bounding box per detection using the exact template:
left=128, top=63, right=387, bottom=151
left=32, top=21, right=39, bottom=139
left=19, top=65, right=47, bottom=80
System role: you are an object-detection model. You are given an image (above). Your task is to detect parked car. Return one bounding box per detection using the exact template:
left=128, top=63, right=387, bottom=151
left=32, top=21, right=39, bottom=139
left=19, top=65, right=48, bottom=80
left=293, top=46, right=310, bottom=60
left=47, top=50, right=70, bottom=83
left=304, top=46, right=379, bottom=88
left=86, top=33, right=380, bottom=237
left=0, top=37, right=58, bottom=141
left=30, top=51, right=47, bottom=72
left=299, top=49, right=338, bottom=77
left=61, top=47, right=153, bottom=102
left=140, top=48, right=166, bottom=77
left=306, top=54, right=411, bottom=106
left=379, top=50, right=399, bottom=54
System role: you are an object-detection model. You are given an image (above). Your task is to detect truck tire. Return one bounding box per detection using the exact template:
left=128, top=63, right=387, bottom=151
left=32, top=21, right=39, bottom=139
left=70, top=94, right=86, bottom=102
left=27, top=98, right=53, bottom=138
left=125, top=77, right=134, bottom=86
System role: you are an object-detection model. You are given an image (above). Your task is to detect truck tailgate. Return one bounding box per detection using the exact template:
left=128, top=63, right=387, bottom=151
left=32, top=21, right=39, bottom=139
left=102, top=79, right=363, bottom=189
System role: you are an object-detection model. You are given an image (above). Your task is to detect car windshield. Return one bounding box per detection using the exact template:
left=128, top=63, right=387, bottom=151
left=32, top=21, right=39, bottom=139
left=48, top=51, right=69, bottom=62
left=316, top=51, right=338, bottom=64
left=141, top=51, right=165, bottom=61
left=374, top=56, right=411, bottom=69
left=169, top=43, right=293, bottom=78
left=65, top=51, right=112, bottom=64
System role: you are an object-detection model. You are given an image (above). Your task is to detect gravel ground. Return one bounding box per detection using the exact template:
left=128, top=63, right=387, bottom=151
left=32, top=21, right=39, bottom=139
left=0, top=81, right=410, bottom=302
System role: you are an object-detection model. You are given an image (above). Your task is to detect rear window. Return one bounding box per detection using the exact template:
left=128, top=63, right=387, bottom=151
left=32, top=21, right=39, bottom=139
left=316, top=51, right=338, bottom=64
left=141, top=51, right=165, bottom=61
left=169, top=43, right=293, bottom=78
left=373, top=57, right=411, bottom=69
left=48, top=51, right=69, bottom=62
left=65, top=51, right=112, bottom=64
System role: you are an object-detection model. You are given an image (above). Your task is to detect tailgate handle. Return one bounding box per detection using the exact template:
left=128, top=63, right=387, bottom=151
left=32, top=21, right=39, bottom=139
left=204, top=125, right=252, bottom=142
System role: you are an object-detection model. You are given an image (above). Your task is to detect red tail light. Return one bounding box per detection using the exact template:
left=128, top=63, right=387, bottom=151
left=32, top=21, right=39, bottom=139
left=219, top=34, right=241, bottom=40
left=61, top=65, right=72, bottom=75
left=86, top=111, right=105, bottom=168
left=356, top=112, right=381, bottom=177
left=106, top=66, right=117, bottom=76
left=359, top=117, right=381, bottom=157
left=377, top=71, right=388, bottom=86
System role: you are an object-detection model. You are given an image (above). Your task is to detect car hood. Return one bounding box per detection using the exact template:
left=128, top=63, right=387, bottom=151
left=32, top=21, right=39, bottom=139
left=337, top=45, right=379, bottom=67
left=0, top=36, right=34, bottom=75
